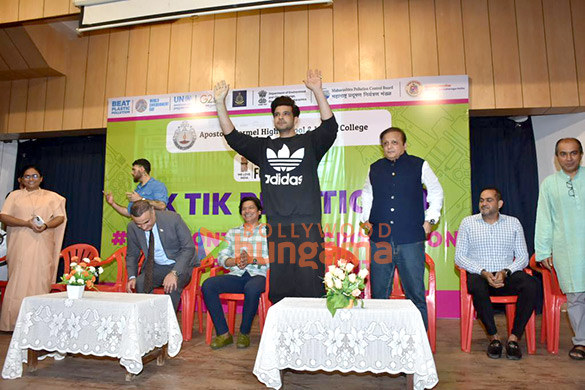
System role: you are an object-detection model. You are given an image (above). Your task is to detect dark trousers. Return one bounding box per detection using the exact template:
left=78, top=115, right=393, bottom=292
left=467, top=271, right=538, bottom=338
left=370, top=239, right=428, bottom=329
left=267, top=223, right=325, bottom=304
left=136, top=263, right=192, bottom=311
left=201, top=271, right=266, bottom=335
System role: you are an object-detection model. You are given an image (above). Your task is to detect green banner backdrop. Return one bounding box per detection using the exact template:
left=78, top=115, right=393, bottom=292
left=103, top=75, right=470, bottom=318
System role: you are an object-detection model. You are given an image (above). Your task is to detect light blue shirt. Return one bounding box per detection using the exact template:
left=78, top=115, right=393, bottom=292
left=144, top=223, right=175, bottom=266
left=127, top=177, right=169, bottom=213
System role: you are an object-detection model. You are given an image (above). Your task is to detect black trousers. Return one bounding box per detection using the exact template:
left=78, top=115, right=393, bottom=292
left=267, top=223, right=325, bottom=304
left=467, top=271, right=538, bottom=338
left=136, top=263, right=192, bottom=311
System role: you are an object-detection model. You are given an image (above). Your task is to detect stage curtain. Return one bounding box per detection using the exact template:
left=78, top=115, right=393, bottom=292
left=14, top=135, right=106, bottom=251
left=469, top=117, right=539, bottom=255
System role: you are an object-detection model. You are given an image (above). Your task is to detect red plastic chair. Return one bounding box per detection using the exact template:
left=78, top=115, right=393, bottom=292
left=95, top=246, right=127, bottom=292
left=390, top=254, right=437, bottom=353
left=186, top=255, right=215, bottom=338
left=458, top=267, right=537, bottom=354
left=530, top=254, right=567, bottom=354
left=205, top=267, right=271, bottom=345
left=360, top=245, right=436, bottom=353
left=133, top=252, right=210, bottom=342
left=51, top=244, right=100, bottom=292
left=0, top=256, right=7, bottom=307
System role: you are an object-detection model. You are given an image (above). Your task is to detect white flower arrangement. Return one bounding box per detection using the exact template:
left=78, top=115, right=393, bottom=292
left=323, top=259, right=369, bottom=317
left=59, top=256, right=104, bottom=289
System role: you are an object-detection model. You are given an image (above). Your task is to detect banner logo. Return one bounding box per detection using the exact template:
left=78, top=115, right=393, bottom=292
left=135, top=99, right=148, bottom=113
left=172, top=121, right=197, bottom=150
left=266, top=144, right=304, bottom=172
left=232, top=90, right=247, bottom=107
left=405, top=80, right=423, bottom=97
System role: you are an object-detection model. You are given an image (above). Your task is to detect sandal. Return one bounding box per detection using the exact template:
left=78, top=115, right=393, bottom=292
left=569, top=345, right=585, bottom=360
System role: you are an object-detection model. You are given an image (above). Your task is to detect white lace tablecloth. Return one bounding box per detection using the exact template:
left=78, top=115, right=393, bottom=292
left=253, top=298, right=438, bottom=390
left=2, top=291, right=182, bottom=379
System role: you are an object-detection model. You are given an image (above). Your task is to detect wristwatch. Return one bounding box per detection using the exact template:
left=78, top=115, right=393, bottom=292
left=504, top=268, right=512, bottom=278
left=170, top=270, right=179, bottom=277
left=427, top=219, right=436, bottom=225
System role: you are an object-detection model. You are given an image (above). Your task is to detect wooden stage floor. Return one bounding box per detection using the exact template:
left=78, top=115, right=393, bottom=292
left=0, top=312, right=583, bottom=390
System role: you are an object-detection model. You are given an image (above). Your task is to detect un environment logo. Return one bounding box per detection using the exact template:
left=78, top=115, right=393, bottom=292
left=266, top=145, right=304, bottom=172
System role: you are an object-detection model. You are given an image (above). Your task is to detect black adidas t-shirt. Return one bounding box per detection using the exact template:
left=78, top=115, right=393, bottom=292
left=225, top=116, right=338, bottom=225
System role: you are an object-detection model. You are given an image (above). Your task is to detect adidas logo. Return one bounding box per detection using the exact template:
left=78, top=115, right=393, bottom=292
left=266, top=144, right=304, bottom=172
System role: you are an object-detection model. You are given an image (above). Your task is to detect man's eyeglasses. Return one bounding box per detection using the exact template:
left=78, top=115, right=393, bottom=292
left=23, top=174, right=39, bottom=180
left=566, top=179, right=575, bottom=197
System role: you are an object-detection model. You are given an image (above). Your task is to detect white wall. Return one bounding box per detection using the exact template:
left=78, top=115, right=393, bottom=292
left=532, top=113, right=585, bottom=183
left=0, top=141, right=18, bottom=210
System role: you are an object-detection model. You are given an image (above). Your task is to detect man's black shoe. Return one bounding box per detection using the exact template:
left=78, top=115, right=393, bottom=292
left=506, top=341, right=522, bottom=360
left=487, top=339, right=503, bottom=359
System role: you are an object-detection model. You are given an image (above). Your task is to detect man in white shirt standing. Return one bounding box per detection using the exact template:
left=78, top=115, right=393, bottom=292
left=361, top=127, right=443, bottom=329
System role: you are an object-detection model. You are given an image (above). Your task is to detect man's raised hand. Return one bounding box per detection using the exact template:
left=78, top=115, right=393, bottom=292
left=303, top=69, right=323, bottom=92
left=214, top=80, right=230, bottom=105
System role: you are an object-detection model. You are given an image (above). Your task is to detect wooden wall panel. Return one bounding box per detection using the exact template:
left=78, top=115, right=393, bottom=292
left=410, top=0, right=439, bottom=77
left=0, top=29, right=29, bottom=76
left=358, top=0, right=385, bottom=80
left=2, top=1, right=585, bottom=134
left=167, top=18, right=192, bottom=94
left=572, top=0, right=585, bottom=107
left=283, top=6, right=308, bottom=85
left=259, top=8, right=284, bottom=87
left=125, top=25, right=150, bottom=96
left=62, top=36, right=89, bottom=130
left=8, top=80, right=28, bottom=132
left=234, top=11, right=260, bottom=88
left=383, top=0, right=412, bottom=78
left=5, top=26, right=48, bottom=75
left=44, top=0, right=70, bottom=17
left=435, top=0, right=465, bottom=75
left=19, top=0, right=44, bottom=21
left=25, top=77, right=47, bottom=131
left=212, top=14, right=237, bottom=87
left=103, top=28, right=129, bottom=126
left=308, top=4, right=333, bottom=82
left=44, top=76, right=66, bottom=130
left=542, top=0, right=579, bottom=111
left=488, top=0, right=522, bottom=108
left=333, top=0, right=359, bottom=82
left=190, top=15, right=215, bottom=92
left=69, top=0, right=79, bottom=14
left=461, top=0, right=494, bottom=109
left=515, top=0, right=550, bottom=111
left=0, top=1, right=19, bottom=24
left=82, top=31, right=109, bottom=128
left=0, top=81, right=12, bottom=133
left=146, top=23, right=171, bottom=95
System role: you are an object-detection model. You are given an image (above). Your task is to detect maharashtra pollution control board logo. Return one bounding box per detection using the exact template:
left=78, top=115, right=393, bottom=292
left=173, top=121, right=197, bottom=150
left=405, top=80, right=423, bottom=97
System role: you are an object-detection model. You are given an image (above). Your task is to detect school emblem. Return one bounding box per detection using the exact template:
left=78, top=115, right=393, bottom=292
left=173, top=121, right=197, bottom=150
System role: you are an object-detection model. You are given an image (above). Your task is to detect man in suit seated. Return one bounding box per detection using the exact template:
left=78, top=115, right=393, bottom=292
left=126, top=200, right=198, bottom=311
left=455, top=187, right=537, bottom=360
